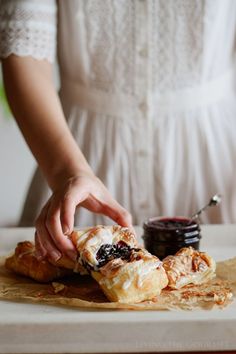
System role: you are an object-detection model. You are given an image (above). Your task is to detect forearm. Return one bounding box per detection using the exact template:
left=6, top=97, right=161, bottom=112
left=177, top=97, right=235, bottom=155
left=2, top=55, right=92, bottom=191
left=2, top=55, right=132, bottom=259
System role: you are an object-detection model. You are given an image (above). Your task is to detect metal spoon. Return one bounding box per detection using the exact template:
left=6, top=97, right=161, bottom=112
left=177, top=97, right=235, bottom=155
left=189, top=194, right=222, bottom=223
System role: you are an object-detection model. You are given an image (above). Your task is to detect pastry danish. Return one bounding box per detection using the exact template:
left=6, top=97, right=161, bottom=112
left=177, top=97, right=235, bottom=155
left=5, top=225, right=168, bottom=303
left=162, top=247, right=216, bottom=289
left=5, top=241, right=73, bottom=282
left=5, top=227, right=216, bottom=303
left=70, top=225, right=168, bottom=303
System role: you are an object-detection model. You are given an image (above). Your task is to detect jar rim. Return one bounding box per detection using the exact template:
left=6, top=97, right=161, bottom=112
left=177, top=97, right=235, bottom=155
left=143, top=216, right=199, bottom=231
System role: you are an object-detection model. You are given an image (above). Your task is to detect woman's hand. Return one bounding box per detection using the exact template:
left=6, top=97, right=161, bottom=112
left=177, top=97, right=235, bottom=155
left=2, top=56, right=133, bottom=263
left=35, top=173, right=133, bottom=262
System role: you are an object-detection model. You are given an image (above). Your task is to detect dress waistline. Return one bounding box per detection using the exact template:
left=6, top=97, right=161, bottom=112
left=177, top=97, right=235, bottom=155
left=60, top=67, right=236, bottom=117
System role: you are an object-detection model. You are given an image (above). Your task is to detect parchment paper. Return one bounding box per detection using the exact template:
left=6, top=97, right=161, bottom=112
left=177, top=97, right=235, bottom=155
left=0, top=256, right=235, bottom=311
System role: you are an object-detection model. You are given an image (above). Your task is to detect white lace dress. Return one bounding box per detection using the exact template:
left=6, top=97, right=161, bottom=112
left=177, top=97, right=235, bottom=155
left=1, top=0, right=236, bottom=226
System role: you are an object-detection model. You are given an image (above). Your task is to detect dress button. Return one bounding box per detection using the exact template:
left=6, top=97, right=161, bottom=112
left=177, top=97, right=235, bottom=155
left=139, top=201, right=148, bottom=209
left=139, top=48, right=148, bottom=58
left=139, top=101, right=148, bottom=114
left=138, top=149, right=148, bottom=157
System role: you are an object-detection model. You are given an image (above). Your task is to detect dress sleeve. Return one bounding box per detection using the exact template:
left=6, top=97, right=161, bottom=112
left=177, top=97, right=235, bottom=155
left=0, top=0, right=57, bottom=63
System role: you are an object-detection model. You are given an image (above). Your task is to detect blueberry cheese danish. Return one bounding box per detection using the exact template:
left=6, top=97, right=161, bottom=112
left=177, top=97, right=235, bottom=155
left=162, top=247, right=216, bottom=289
left=70, top=225, right=168, bottom=303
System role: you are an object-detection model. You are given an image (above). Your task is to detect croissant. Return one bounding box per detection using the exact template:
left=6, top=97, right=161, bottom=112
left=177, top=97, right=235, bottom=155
left=5, top=241, right=73, bottom=283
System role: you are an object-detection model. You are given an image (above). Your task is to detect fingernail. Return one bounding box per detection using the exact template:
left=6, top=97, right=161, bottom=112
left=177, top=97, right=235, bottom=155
left=51, top=251, right=62, bottom=262
left=67, top=250, right=77, bottom=261
left=62, top=225, right=70, bottom=235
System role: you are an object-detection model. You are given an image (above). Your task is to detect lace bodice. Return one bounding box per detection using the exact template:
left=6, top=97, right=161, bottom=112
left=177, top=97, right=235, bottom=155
left=1, top=0, right=236, bottom=94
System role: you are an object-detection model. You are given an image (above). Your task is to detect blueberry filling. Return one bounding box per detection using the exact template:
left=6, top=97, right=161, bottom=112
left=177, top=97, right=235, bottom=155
left=96, top=241, right=140, bottom=268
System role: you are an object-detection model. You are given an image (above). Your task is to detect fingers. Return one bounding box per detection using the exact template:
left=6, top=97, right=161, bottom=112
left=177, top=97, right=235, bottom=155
left=60, top=192, right=78, bottom=236
left=98, top=199, right=136, bottom=235
left=35, top=174, right=135, bottom=262
left=35, top=198, right=76, bottom=262
left=109, top=204, right=133, bottom=227
left=77, top=177, right=135, bottom=233
left=86, top=191, right=135, bottom=234
left=98, top=186, right=133, bottom=227
left=46, top=199, right=76, bottom=260
left=34, top=231, right=46, bottom=260
left=35, top=203, right=62, bottom=262
left=110, top=207, right=136, bottom=235
left=60, top=176, right=90, bottom=236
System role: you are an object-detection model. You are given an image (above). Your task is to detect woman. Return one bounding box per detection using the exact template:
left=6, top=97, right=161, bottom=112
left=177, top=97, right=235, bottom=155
left=1, top=0, right=236, bottom=262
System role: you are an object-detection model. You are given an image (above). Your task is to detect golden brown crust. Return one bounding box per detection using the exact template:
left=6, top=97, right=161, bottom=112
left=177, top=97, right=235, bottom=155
left=92, top=259, right=168, bottom=303
left=70, top=226, right=168, bottom=302
left=5, top=241, right=72, bottom=283
left=92, top=249, right=168, bottom=303
left=163, top=247, right=216, bottom=289
left=5, top=226, right=168, bottom=303
left=5, top=230, right=217, bottom=304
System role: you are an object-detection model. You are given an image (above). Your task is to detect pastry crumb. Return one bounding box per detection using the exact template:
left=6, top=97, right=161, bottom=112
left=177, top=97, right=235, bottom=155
left=52, top=282, right=65, bottom=294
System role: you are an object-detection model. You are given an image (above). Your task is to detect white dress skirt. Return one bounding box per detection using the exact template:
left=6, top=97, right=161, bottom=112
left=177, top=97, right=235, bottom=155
left=1, top=0, right=236, bottom=226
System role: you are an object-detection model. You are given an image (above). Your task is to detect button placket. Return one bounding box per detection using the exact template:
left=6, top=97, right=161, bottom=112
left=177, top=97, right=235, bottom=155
left=135, top=0, right=148, bottom=103
left=134, top=1, right=152, bottom=220
left=138, top=100, right=148, bottom=115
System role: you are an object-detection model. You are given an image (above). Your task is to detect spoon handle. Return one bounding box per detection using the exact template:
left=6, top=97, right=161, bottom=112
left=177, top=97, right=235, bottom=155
left=190, top=194, right=222, bottom=222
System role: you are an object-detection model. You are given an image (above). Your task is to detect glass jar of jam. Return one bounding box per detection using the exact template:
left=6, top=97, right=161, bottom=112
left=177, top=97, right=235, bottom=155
left=143, top=216, right=201, bottom=259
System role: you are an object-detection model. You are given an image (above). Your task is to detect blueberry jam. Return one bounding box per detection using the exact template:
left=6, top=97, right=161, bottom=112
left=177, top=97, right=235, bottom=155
left=153, top=218, right=195, bottom=229
left=96, top=241, right=140, bottom=267
left=143, top=217, right=201, bottom=259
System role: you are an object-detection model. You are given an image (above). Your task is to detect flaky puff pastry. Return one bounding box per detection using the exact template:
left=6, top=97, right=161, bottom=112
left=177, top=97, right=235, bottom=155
left=92, top=249, right=168, bottom=303
left=70, top=225, right=138, bottom=269
left=70, top=225, right=168, bottom=303
left=5, top=241, right=73, bottom=283
left=162, top=247, right=216, bottom=289
left=6, top=227, right=216, bottom=303
left=5, top=226, right=168, bottom=303
left=5, top=226, right=133, bottom=282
